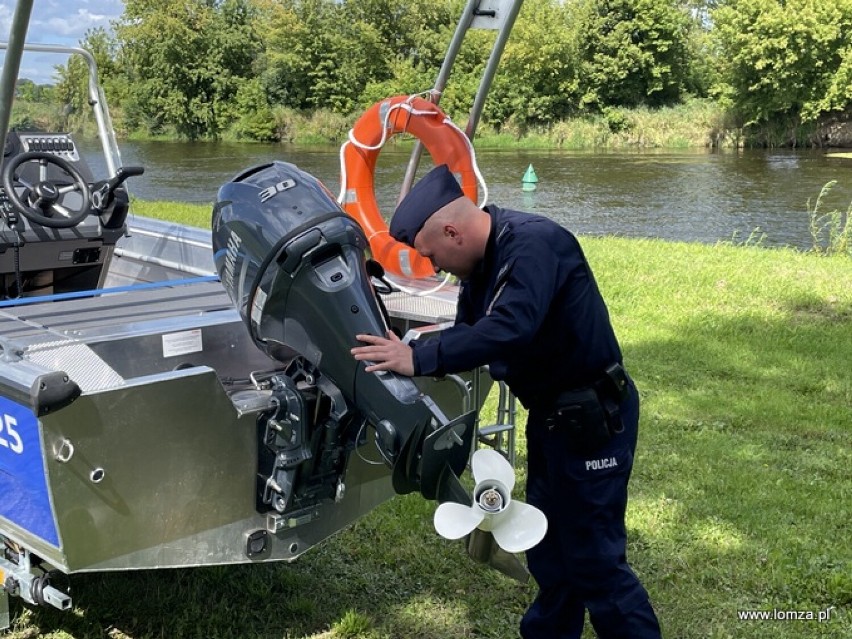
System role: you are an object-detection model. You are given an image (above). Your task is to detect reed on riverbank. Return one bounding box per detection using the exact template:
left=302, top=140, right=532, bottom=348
left=7, top=206, right=850, bottom=639
left=808, top=181, right=852, bottom=257
left=13, top=97, right=827, bottom=150
left=191, top=99, right=736, bottom=150
left=249, top=99, right=732, bottom=149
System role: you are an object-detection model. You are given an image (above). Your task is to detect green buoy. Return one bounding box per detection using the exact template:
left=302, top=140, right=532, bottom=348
left=522, top=163, right=539, bottom=191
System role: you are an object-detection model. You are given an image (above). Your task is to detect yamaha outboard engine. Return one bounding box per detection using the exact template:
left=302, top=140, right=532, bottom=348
left=212, top=161, right=474, bottom=504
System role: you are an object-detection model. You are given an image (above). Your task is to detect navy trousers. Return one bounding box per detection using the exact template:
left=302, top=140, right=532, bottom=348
left=520, top=383, right=662, bottom=639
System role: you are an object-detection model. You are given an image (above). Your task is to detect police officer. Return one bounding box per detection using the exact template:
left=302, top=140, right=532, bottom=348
left=351, top=164, right=662, bottom=639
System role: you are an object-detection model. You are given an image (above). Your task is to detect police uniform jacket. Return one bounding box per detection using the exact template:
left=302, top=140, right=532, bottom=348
left=410, top=205, right=623, bottom=411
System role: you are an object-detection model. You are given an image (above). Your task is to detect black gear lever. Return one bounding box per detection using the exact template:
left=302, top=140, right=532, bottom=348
left=92, top=165, right=145, bottom=211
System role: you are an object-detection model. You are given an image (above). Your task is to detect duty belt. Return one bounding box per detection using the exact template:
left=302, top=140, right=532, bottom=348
left=532, top=362, right=630, bottom=416
left=542, top=363, right=630, bottom=449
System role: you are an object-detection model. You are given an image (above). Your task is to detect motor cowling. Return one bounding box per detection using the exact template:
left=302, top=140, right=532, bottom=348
left=213, top=162, right=381, bottom=381
left=211, top=161, right=474, bottom=502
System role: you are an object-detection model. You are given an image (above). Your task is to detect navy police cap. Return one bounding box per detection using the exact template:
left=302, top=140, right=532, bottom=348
left=390, top=164, right=465, bottom=246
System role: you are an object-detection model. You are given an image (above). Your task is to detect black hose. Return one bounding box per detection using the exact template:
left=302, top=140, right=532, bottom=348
left=12, top=240, right=23, bottom=298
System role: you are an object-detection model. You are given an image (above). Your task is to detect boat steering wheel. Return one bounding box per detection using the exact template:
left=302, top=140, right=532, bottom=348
left=2, top=152, right=93, bottom=229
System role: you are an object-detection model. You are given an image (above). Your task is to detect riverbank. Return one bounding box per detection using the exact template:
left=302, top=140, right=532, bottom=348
left=277, top=101, right=852, bottom=150
left=7, top=211, right=850, bottom=639
left=135, top=99, right=847, bottom=150
left=266, top=98, right=732, bottom=150
left=16, top=97, right=852, bottom=150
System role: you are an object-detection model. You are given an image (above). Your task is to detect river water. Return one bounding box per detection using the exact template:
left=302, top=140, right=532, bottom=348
left=82, top=139, right=852, bottom=250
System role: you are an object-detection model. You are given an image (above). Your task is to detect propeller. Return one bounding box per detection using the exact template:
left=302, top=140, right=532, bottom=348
left=433, top=448, right=547, bottom=554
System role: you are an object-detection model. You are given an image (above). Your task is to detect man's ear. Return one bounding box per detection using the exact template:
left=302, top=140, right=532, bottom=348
left=444, top=224, right=461, bottom=242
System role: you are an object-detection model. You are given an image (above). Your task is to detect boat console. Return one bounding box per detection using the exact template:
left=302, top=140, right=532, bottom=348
left=0, top=129, right=142, bottom=298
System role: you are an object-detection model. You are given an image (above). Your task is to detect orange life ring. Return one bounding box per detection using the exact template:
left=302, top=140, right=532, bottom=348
left=339, top=95, right=479, bottom=279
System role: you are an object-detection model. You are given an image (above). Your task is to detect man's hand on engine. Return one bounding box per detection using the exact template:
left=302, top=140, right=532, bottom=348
left=352, top=331, right=415, bottom=376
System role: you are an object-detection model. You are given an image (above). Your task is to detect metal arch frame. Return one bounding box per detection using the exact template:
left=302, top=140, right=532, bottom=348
left=0, top=1, right=124, bottom=178
left=400, top=0, right=525, bottom=199
left=0, top=0, right=33, bottom=160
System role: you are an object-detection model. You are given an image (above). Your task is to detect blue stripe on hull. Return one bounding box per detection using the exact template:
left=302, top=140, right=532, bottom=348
left=0, top=396, right=59, bottom=547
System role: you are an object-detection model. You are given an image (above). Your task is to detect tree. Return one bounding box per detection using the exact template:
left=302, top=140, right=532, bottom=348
left=253, top=0, right=387, bottom=113
left=254, top=0, right=460, bottom=116
left=15, top=79, right=53, bottom=102
left=486, top=0, right=579, bottom=128
left=114, top=0, right=260, bottom=139
left=305, top=10, right=386, bottom=113
left=570, top=0, right=693, bottom=110
left=711, top=0, right=852, bottom=124
left=232, top=77, right=277, bottom=141
left=251, top=0, right=313, bottom=110
left=54, top=27, right=120, bottom=132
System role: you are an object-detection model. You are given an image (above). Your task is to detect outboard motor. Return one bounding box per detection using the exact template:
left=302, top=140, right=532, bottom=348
left=212, top=161, right=474, bottom=503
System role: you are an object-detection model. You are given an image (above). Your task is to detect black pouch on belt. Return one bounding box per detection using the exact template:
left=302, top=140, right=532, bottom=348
left=549, top=388, right=611, bottom=453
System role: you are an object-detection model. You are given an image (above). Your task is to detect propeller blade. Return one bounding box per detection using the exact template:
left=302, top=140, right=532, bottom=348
left=471, top=448, right=515, bottom=492
left=434, top=502, right=485, bottom=540
left=490, top=500, right=548, bottom=554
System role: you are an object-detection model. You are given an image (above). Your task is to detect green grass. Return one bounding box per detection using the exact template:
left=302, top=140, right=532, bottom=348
left=129, top=198, right=213, bottom=227
left=6, top=210, right=851, bottom=638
